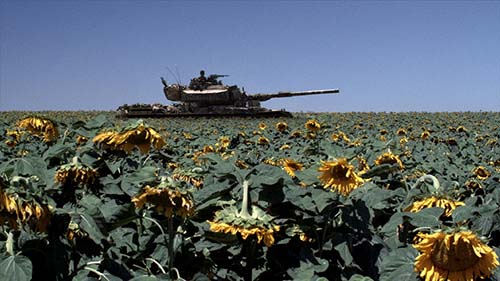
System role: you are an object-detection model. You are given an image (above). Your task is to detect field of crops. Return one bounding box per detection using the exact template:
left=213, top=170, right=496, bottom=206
left=0, top=111, right=499, bottom=281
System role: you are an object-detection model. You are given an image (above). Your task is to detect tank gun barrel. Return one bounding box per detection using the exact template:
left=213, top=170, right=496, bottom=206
left=249, top=88, right=340, bottom=102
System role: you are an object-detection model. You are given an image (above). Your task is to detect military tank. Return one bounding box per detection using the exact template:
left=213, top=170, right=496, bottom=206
left=118, top=70, right=340, bottom=118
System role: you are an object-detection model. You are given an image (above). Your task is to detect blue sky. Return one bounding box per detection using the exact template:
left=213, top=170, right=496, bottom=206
left=1, top=1, right=499, bottom=112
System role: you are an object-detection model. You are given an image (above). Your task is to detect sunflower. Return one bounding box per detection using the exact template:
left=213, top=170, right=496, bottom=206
left=257, top=136, right=270, bottom=145
left=76, top=135, right=88, bottom=145
left=207, top=182, right=279, bottom=247
left=421, top=130, right=431, bottom=140
left=396, top=128, right=407, bottom=136
left=16, top=116, right=58, bottom=142
left=281, top=158, right=304, bottom=178
left=405, top=196, right=465, bottom=217
left=171, top=168, right=204, bottom=188
left=54, top=159, right=98, bottom=187
left=275, top=121, right=288, bottom=133
left=217, top=136, right=231, bottom=149
left=414, top=230, right=499, bottom=281
left=374, top=151, right=404, bottom=170
left=258, top=122, right=267, bottom=130
left=290, top=130, right=302, bottom=138
left=235, top=159, right=250, bottom=170
left=132, top=180, right=194, bottom=218
left=0, top=189, right=52, bottom=233
left=473, top=166, right=491, bottom=180
left=93, top=120, right=165, bottom=154
left=208, top=221, right=279, bottom=247
left=331, top=131, right=350, bottom=143
left=305, top=119, right=321, bottom=132
left=5, top=129, right=22, bottom=147
left=279, top=144, right=291, bottom=150
left=318, top=158, right=365, bottom=196
left=262, top=158, right=278, bottom=166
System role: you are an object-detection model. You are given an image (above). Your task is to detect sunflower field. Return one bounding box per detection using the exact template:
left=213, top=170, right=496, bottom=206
left=0, top=111, right=499, bottom=281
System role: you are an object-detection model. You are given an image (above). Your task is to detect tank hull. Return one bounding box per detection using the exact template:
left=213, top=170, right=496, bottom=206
left=117, top=104, right=293, bottom=118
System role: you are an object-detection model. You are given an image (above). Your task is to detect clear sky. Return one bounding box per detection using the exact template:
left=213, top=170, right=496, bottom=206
left=1, top=1, right=499, bottom=112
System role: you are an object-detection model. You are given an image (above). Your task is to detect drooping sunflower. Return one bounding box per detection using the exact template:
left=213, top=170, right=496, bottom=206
left=281, top=158, right=304, bottom=178
left=93, top=120, right=166, bottom=154
left=396, top=128, right=407, bottom=136
left=414, top=230, right=499, bottom=281
left=473, top=166, right=491, bottom=180
left=16, top=116, right=58, bottom=142
left=318, top=158, right=365, bottom=196
left=405, top=196, right=465, bottom=217
left=421, top=130, right=431, bottom=140
left=279, top=144, right=291, bottom=150
left=374, top=151, right=404, bottom=170
left=0, top=189, right=52, bottom=233
left=331, top=131, right=350, bottom=143
left=290, top=130, right=302, bottom=138
left=54, top=158, right=98, bottom=187
left=171, top=168, right=204, bottom=188
left=217, top=136, right=231, bottom=150
left=132, top=178, right=194, bottom=218
left=305, top=119, right=321, bottom=132
left=207, top=181, right=279, bottom=247
left=275, top=121, right=288, bottom=133
left=76, top=135, right=88, bottom=145
left=257, top=136, right=270, bottom=145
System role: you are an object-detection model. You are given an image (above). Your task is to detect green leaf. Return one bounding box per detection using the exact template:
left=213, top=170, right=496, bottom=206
left=0, top=255, right=33, bottom=281
left=335, top=241, right=353, bottom=265
left=379, top=247, right=419, bottom=281
left=349, top=274, right=374, bottom=281
left=287, top=259, right=329, bottom=280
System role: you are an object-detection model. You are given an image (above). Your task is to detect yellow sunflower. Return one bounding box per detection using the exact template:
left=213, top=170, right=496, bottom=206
left=374, top=151, right=404, bottom=170
left=207, top=181, right=280, bottom=247
left=93, top=120, right=166, bottom=154
left=258, top=136, right=270, bottom=145
left=258, top=122, right=267, bottom=130
left=305, top=119, right=321, bottom=132
left=473, top=166, right=491, bottom=180
left=16, top=116, right=58, bottom=142
left=132, top=181, right=194, bottom=218
left=421, top=130, right=431, bottom=140
left=54, top=158, right=98, bottom=186
left=405, top=196, right=464, bottom=217
left=279, top=144, right=291, bottom=150
left=76, top=135, right=88, bottom=145
left=208, top=221, right=279, bottom=247
left=318, top=158, right=365, bottom=196
left=275, top=121, right=288, bottom=133
left=0, top=189, right=52, bottom=233
left=396, top=128, right=407, bottom=136
left=281, top=159, right=304, bottom=178
left=414, top=230, right=499, bottom=281
left=217, top=136, right=231, bottom=149
left=331, top=131, right=351, bottom=143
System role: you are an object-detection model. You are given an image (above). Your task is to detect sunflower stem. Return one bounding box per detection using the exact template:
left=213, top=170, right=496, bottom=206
left=239, top=181, right=251, bottom=219
left=167, top=215, right=175, bottom=271
left=243, top=237, right=257, bottom=281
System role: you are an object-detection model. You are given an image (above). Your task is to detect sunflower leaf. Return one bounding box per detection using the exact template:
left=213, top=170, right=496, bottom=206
left=0, top=254, right=32, bottom=281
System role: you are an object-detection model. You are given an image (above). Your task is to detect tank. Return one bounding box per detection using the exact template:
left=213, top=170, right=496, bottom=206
left=118, top=70, right=340, bottom=118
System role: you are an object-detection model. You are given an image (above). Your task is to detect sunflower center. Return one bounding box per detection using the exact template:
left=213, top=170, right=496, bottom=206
left=431, top=236, right=480, bottom=272
left=330, top=165, right=349, bottom=181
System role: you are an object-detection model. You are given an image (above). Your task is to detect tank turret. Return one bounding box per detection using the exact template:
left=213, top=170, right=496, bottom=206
left=118, top=71, right=340, bottom=118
